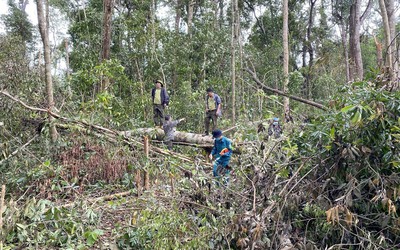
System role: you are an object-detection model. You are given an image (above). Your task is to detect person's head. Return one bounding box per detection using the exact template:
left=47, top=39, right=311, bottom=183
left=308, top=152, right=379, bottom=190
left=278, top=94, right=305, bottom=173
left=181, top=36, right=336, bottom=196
left=273, top=117, right=279, bottom=125
left=155, top=80, right=163, bottom=89
left=206, top=87, right=214, bottom=97
left=165, top=115, right=171, bottom=121
left=212, top=129, right=222, bottom=140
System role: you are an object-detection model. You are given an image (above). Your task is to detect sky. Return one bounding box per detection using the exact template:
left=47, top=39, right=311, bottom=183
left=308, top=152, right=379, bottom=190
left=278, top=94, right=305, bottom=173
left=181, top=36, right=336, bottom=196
left=0, top=0, right=38, bottom=32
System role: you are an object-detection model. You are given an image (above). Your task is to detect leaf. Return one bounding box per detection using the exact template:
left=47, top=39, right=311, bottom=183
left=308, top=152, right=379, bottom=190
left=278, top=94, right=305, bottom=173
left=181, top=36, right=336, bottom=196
left=345, top=208, right=353, bottom=226
left=350, top=110, right=362, bottom=125
left=341, top=105, right=356, bottom=113
left=330, top=126, right=335, bottom=140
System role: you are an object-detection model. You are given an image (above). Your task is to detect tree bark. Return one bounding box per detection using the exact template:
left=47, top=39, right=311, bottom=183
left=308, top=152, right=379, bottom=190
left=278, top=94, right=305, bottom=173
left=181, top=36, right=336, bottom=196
left=340, top=20, right=350, bottom=83
left=282, top=0, right=291, bottom=122
left=379, top=0, right=392, bottom=69
left=187, top=0, right=194, bottom=36
left=99, top=0, right=114, bottom=93
left=349, top=0, right=363, bottom=81
left=65, top=39, right=70, bottom=79
left=175, top=0, right=181, bottom=33
left=124, top=128, right=214, bottom=146
left=231, top=0, right=238, bottom=125
left=36, top=0, right=57, bottom=142
left=302, top=0, right=316, bottom=99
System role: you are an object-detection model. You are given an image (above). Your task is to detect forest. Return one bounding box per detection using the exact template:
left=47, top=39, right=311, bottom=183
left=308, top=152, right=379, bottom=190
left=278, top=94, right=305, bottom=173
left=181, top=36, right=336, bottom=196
left=0, top=0, right=399, bottom=249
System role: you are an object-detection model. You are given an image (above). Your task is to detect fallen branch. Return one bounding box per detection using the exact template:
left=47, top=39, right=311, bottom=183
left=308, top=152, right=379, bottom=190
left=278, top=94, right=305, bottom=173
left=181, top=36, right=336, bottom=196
left=0, top=135, right=38, bottom=165
left=245, top=68, right=328, bottom=110
left=60, top=190, right=134, bottom=208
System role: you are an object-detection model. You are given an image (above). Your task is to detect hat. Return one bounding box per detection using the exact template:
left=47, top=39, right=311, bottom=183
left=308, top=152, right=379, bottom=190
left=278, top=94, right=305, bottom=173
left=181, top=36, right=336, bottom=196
left=212, top=129, right=222, bottom=138
left=206, top=87, right=213, bottom=93
left=273, top=117, right=279, bottom=122
left=155, top=80, right=164, bottom=86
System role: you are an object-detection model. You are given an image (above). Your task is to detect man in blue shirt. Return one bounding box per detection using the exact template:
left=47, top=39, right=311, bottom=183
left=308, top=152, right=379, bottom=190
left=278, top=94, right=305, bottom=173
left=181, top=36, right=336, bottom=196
left=204, top=88, right=222, bottom=136
left=209, top=129, right=233, bottom=185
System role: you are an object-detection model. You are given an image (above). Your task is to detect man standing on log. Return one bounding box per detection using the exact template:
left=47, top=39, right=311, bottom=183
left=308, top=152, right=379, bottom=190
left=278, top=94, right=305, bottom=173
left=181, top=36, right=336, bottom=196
left=209, top=129, right=233, bottom=186
left=204, top=88, right=221, bottom=136
left=151, top=80, right=169, bottom=127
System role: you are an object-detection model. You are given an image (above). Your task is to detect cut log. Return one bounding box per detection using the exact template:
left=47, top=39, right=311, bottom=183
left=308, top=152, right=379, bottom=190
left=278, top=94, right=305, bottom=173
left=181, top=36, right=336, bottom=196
left=123, top=128, right=214, bottom=146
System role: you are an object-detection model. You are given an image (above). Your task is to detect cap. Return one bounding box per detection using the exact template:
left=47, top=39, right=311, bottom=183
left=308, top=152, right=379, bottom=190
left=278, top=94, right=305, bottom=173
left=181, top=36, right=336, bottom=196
left=212, top=129, right=222, bottom=138
left=273, top=117, right=279, bottom=122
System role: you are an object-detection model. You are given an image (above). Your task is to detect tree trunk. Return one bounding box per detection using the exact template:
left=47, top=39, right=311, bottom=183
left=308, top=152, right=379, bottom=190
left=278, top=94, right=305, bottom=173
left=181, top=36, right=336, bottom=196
left=282, top=0, right=291, bottom=122
left=339, top=20, right=350, bottom=83
left=37, top=0, right=57, bottom=142
left=187, top=0, right=194, bottom=36
left=65, top=39, right=70, bottom=79
left=348, top=0, right=363, bottom=81
left=99, top=0, right=114, bottom=93
left=384, top=0, right=398, bottom=90
left=379, top=0, right=392, bottom=69
left=302, top=0, right=316, bottom=99
left=373, top=35, right=383, bottom=69
left=231, top=0, right=238, bottom=125
left=123, top=128, right=215, bottom=146
left=175, top=0, right=181, bottom=33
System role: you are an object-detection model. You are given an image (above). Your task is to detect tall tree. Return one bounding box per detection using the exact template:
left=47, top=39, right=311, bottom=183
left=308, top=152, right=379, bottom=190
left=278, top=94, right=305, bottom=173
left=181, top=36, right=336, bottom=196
left=99, top=0, right=114, bottom=93
left=282, top=0, right=290, bottom=122
left=187, top=0, right=194, bottom=36
left=378, top=0, right=392, bottom=68
left=348, top=0, right=372, bottom=81
left=302, top=0, right=317, bottom=98
left=36, top=0, right=57, bottom=142
left=231, top=0, right=238, bottom=125
left=348, top=0, right=362, bottom=81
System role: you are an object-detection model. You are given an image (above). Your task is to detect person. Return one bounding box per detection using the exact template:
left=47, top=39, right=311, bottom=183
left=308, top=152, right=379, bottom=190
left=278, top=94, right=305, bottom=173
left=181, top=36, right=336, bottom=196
left=163, top=115, right=185, bottom=150
left=209, top=129, right=233, bottom=185
left=268, top=117, right=282, bottom=139
left=204, top=88, right=222, bottom=136
left=151, top=80, right=169, bottom=127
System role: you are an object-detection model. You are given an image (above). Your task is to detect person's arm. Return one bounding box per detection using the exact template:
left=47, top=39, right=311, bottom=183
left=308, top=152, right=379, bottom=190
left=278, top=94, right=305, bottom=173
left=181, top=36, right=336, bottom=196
left=220, top=139, right=232, bottom=157
left=163, top=88, right=170, bottom=106
left=151, top=88, right=154, bottom=102
left=205, top=95, right=209, bottom=112
left=215, top=95, right=222, bottom=114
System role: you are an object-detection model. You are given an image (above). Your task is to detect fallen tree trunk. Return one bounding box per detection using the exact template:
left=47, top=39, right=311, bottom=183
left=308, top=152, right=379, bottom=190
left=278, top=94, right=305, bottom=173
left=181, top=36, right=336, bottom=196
left=123, top=128, right=214, bottom=146
left=246, top=68, right=328, bottom=111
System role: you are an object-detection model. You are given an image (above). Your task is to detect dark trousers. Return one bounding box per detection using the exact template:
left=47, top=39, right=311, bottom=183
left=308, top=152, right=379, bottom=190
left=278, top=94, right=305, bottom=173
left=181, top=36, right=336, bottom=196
left=166, top=140, right=173, bottom=150
left=153, top=104, right=164, bottom=126
left=204, top=110, right=218, bottom=134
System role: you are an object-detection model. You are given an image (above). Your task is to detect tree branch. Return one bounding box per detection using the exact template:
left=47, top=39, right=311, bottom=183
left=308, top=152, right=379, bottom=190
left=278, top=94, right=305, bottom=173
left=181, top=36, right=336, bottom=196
left=245, top=68, right=328, bottom=110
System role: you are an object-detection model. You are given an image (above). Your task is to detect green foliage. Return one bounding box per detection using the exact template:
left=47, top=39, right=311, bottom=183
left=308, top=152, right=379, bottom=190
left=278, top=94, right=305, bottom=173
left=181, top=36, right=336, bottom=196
left=117, top=207, right=215, bottom=249
left=1, top=1, right=34, bottom=43
left=5, top=198, right=101, bottom=249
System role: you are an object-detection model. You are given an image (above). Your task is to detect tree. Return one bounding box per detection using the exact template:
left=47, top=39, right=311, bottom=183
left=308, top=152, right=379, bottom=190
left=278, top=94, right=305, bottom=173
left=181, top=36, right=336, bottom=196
left=348, top=0, right=372, bottom=81
left=36, top=0, right=57, bottom=142
left=379, top=0, right=398, bottom=90
left=99, top=0, right=114, bottom=93
left=231, top=0, right=238, bottom=125
left=282, top=0, right=290, bottom=122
